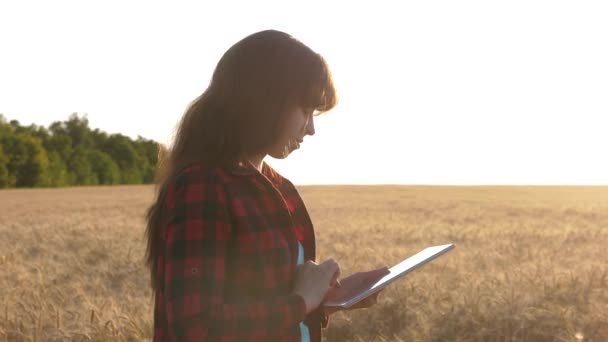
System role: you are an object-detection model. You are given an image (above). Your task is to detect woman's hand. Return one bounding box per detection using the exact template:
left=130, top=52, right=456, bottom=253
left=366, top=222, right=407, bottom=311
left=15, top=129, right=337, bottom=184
left=292, top=259, right=341, bottom=314
left=324, top=290, right=384, bottom=315
left=323, top=266, right=390, bottom=314
left=346, top=290, right=382, bottom=310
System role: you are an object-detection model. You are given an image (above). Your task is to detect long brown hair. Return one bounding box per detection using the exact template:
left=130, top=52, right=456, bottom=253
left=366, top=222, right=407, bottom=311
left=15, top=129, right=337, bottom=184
left=144, top=30, right=337, bottom=291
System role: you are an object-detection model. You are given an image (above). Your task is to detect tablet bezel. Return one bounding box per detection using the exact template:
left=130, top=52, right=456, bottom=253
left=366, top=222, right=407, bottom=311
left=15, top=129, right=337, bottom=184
left=323, top=243, right=455, bottom=309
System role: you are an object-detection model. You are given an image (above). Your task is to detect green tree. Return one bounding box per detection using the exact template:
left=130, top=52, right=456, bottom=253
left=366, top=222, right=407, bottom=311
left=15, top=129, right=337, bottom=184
left=90, top=128, right=108, bottom=149
left=134, top=136, right=160, bottom=183
left=0, top=145, right=11, bottom=188
left=1, top=113, right=160, bottom=188
left=64, top=113, right=94, bottom=148
left=14, top=123, right=49, bottom=142
left=101, top=134, right=142, bottom=184
left=0, top=114, right=13, bottom=136
left=67, top=146, right=97, bottom=185
left=0, top=116, right=15, bottom=187
left=88, top=150, right=121, bottom=185
left=1, top=133, right=49, bottom=187
left=44, top=132, right=73, bottom=163
left=44, top=151, right=69, bottom=187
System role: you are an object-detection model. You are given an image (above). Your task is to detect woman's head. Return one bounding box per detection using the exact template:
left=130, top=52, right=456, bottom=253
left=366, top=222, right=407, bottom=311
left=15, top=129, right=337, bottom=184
left=169, top=29, right=337, bottom=171
left=145, top=30, right=337, bottom=290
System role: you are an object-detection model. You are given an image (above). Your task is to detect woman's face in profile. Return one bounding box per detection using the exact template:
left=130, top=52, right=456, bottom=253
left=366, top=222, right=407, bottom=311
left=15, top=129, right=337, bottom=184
left=267, top=106, right=316, bottom=159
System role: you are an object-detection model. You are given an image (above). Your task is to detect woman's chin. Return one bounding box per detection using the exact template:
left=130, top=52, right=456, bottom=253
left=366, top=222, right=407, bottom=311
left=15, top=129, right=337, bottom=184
left=269, top=146, right=297, bottom=159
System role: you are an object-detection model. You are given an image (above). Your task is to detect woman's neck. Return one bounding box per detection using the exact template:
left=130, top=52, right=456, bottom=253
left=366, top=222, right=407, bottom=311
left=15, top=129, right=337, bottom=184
left=247, top=154, right=266, bottom=172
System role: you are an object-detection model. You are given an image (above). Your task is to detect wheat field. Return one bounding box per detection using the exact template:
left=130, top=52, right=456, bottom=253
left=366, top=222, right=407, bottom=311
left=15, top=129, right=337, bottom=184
left=1, top=185, right=607, bottom=341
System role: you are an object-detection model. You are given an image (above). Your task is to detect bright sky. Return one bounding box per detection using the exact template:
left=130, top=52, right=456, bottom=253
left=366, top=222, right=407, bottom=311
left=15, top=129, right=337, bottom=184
left=1, top=1, right=607, bottom=185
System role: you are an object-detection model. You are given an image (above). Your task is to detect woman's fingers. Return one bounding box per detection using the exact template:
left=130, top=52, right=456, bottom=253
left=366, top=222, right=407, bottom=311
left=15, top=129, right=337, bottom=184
left=320, top=258, right=341, bottom=287
left=293, top=258, right=342, bottom=314
left=350, top=290, right=382, bottom=309
left=330, top=271, right=342, bottom=288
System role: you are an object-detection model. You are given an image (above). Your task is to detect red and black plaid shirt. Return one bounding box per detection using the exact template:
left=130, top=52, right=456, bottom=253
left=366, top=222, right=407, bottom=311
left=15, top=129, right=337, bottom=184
left=153, top=161, right=329, bottom=341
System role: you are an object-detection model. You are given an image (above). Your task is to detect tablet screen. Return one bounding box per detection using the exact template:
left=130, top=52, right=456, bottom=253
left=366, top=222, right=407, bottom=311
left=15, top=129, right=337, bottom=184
left=324, top=243, right=455, bottom=308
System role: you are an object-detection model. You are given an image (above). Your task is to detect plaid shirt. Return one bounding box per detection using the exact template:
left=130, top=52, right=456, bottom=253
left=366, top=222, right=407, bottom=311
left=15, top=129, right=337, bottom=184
left=153, top=161, right=329, bottom=341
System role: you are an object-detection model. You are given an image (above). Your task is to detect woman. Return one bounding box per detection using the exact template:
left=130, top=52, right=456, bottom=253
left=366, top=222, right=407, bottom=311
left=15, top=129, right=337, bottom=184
left=144, top=30, right=382, bottom=342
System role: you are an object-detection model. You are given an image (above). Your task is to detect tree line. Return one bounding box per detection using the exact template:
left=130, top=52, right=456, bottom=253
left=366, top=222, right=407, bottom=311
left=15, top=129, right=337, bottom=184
left=0, top=113, right=161, bottom=188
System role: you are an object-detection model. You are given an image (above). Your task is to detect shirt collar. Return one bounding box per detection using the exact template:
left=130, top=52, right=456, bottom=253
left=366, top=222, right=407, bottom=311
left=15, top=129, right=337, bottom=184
left=228, top=160, right=288, bottom=188
left=227, top=160, right=257, bottom=176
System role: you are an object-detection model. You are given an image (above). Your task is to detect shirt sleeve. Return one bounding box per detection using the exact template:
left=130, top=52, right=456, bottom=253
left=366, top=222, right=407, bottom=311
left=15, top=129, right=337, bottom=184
left=162, top=170, right=307, bottom=341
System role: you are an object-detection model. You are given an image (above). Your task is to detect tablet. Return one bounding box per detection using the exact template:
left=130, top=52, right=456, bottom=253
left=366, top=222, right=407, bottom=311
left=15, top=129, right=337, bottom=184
left=323, top=243, right=455, bottom=309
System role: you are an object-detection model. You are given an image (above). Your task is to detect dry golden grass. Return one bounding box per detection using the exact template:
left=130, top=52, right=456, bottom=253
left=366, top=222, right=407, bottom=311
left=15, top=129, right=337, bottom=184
left=1, top=185, right=607, bottom=341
